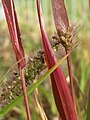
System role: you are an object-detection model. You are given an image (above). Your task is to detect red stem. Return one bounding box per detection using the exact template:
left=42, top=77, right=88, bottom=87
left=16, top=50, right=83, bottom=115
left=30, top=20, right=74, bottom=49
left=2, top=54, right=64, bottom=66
left=20, top=68, right=31, bottom=120
left=65, top=50, right=76, bottom=110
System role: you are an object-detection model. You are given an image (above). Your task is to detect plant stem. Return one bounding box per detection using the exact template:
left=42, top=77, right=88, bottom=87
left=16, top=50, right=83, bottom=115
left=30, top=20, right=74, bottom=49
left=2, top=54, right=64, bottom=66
left=65, top=50, right=76, bottom=110
left=34, top=79, right=48, bottom=120
left=20, top=68, right=31, bottom=120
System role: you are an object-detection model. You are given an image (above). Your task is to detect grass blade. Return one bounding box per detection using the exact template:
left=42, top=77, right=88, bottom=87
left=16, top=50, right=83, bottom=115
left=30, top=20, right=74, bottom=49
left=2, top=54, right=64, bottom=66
left=2, top=0, right=26, bottom=69
left=51, top=0, right=69, bottom=32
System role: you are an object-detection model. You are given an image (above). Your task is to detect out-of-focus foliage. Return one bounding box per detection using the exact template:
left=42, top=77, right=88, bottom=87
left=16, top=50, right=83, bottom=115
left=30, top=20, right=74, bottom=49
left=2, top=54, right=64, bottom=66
left=0, top=0, right=90, bottom=120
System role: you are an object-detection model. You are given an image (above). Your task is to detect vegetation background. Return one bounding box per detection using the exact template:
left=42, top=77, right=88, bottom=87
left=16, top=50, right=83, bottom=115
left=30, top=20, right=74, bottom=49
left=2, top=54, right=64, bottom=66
left=0, top=0, right=90, bottom=120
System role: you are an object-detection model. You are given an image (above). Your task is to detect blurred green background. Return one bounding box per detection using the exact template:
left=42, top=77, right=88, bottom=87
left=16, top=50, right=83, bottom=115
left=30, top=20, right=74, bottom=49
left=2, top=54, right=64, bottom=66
left=0, top=0, right=90, bottom=120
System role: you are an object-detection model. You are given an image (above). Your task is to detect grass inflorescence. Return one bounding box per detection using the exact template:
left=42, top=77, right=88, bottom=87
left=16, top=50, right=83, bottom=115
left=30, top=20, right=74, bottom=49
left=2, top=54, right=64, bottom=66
left=0, top=38, right=63, bottom=109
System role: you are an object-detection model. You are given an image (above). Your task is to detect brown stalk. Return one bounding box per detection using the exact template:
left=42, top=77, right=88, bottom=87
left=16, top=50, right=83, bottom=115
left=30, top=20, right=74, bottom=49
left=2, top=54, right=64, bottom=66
left=34, top=79, right=48, bottom=120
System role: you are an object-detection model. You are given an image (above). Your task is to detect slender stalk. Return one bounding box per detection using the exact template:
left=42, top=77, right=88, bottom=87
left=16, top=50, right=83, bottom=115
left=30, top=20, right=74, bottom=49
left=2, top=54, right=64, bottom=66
left=34, top=79, right=48, bottom=120
left=65, top=50, right=76, bottom=110
left=20, top=68, right=31, bottom=120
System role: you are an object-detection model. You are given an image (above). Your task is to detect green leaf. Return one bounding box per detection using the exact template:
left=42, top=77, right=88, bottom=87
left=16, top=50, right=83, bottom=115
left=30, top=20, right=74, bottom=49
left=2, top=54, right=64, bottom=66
left=86, top=85, right=90, bottom=120
left=0, top=53, right=69, bottom=116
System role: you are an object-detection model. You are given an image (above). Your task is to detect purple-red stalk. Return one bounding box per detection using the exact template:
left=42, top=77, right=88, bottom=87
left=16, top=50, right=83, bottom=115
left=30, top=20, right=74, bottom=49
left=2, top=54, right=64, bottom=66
left=51, top=0, right=76, bottom=108
left=66, top=50, right=76, bottom=109
left=36, top=0, right=78, bottom=119
left=2, top=0, right=31, bottom=120
left=20, top=68, right=31, bottom=120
